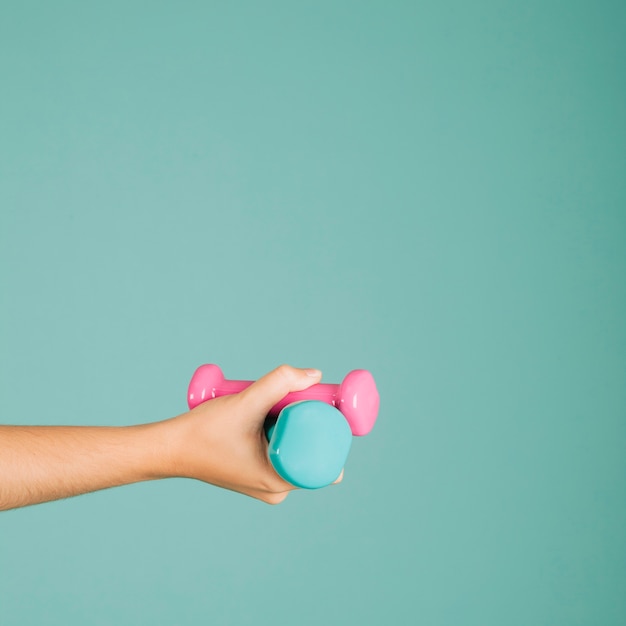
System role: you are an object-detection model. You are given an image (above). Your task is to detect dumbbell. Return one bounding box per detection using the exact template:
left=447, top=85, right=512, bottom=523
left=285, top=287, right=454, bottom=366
left=187, top=364, right=380, bottom=436
left=186, top=365, right=380, bottom=490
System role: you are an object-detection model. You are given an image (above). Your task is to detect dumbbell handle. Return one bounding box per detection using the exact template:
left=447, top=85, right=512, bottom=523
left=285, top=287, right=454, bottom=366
left=190, top=378, right=338, bottom=414
left=187, top=364, right=379, bottom=436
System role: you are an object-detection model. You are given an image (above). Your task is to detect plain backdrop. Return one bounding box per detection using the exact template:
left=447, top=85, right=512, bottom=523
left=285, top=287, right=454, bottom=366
left=1, top=2, right=624, bottom=625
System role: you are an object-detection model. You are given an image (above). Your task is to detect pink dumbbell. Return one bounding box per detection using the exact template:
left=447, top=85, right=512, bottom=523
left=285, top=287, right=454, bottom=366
left=187, top=364, right=380, bottom=436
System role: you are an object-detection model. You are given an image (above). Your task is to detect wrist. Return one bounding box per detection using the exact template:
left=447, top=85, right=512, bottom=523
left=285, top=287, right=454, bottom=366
left=139, top=416, right=189, bottom=480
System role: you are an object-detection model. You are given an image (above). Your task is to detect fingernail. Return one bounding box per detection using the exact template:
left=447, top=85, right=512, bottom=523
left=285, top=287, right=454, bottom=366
left=305, top=368, right=322, bottom=377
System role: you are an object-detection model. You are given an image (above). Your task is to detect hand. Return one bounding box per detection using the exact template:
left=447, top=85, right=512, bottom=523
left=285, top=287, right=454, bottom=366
left=162, top=364, right=342, bottom=504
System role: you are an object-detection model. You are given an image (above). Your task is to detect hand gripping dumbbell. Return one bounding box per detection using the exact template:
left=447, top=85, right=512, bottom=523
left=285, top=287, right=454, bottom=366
left=187, top=364, right=380, bottom=489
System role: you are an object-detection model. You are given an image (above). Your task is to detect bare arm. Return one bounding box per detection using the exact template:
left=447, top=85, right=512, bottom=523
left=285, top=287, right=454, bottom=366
left=0, top=423, right=167, bottom=510
left=0, top=365, right=325, bottom=511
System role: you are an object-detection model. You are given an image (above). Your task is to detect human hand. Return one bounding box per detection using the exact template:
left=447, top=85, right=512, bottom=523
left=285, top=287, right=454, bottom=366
left=161, top=364, right=343, bottom=504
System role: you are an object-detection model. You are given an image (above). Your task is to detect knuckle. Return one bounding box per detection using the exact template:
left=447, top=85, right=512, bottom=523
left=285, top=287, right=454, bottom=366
left=275, top=364, right=294, bottom=380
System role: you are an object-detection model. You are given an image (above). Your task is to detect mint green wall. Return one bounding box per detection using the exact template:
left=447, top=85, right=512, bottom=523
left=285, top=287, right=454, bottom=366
left=1, top=2, right=624, bottom=625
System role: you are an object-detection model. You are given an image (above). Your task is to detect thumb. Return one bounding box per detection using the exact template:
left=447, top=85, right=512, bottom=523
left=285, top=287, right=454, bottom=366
left=239, top=364, right=322, bottom=416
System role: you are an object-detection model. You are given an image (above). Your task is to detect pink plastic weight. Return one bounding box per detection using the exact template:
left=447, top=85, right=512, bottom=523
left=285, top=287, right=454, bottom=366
left=188, top=364, right=380, bottom=436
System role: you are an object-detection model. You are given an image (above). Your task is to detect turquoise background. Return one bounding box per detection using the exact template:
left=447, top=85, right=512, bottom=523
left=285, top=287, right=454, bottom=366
left=1, top=1, right=625, bottom=624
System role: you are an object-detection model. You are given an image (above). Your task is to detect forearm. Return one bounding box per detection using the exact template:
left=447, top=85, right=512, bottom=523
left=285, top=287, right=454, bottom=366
left=0, top=423, right=172, bottom=511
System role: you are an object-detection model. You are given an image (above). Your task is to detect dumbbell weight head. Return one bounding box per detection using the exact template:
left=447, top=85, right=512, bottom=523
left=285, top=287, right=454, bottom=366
left=336, top=369, right=380, bottom=437
left=267, top=401, right=352, bottom=489
left=187, top=364, right=228, bottom=405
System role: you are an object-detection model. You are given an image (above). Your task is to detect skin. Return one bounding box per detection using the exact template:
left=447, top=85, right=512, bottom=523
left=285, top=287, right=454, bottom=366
left=0, top=365, right=341, bottom=511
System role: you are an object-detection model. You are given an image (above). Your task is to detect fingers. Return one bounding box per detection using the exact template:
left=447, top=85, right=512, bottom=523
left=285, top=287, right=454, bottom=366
left=241, top=465, right=344, bottom=505
left=239, top=364, right=322, bottom=417
left=250, top=468, right=343, bottom=504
